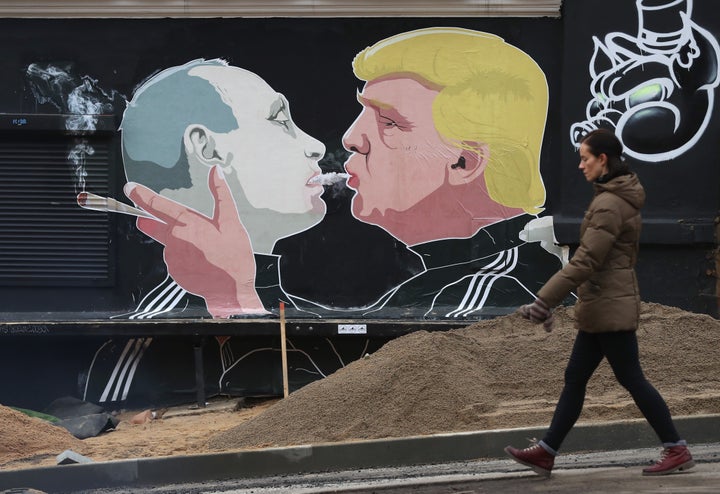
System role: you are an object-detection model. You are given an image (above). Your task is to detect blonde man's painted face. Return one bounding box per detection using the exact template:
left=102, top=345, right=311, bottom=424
left=342, top=77, right=460, bottom=220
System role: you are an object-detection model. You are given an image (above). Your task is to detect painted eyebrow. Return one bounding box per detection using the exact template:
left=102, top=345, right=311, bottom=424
left=356, top=90, right=417, bottom=132
left=356, top=90, right=394, bottom=111
left=267, top=95, right=288, bottom=119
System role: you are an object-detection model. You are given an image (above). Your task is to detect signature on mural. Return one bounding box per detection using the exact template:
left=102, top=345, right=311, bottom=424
left=570, top=0, right=720, bottom=161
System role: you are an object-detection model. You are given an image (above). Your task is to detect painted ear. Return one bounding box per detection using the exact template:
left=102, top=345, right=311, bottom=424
left=448, top=145, right=489, bottom=186
left=184, top=125, right=223, bottom=167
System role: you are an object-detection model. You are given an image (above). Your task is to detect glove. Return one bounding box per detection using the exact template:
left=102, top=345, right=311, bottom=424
left=542, top=311, right=555, bottom=333
left=518, top=298, right=554, bottom=332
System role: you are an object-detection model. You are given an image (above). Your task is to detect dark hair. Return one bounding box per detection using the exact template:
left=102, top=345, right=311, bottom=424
left=580, top=129, right=630, bottom=181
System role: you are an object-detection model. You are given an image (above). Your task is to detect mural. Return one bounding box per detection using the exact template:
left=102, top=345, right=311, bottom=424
left=83, top=27, right=566, bottom=407
left=119, top=28, right=563, bottom=321
left=570, top=0, right=720, bottom=161
left=120, top=59, right=329, bottom=318
left=334, top=28, right=562, bottom=318
left=1, top=6, right=718, bottom=409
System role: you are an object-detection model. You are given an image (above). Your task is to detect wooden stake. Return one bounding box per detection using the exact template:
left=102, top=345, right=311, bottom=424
left=279, top=301, right=289, bottom=398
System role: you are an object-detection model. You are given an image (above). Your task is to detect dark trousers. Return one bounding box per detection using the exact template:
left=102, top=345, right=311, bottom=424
left=543, top=330, right=680, bottom=452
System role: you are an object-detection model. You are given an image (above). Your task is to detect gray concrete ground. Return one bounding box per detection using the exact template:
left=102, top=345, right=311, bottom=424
left=82, top=443, right=720, bottom=494
left=1, top=414, right=718, bottom=494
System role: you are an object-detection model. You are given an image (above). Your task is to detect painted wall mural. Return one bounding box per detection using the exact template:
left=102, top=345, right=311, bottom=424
left=312, top=29, right=564, bottom=319
left=109, top=27, right=564, bottom=321
left=570, top=0, right=720, bottom=161
left=1, top=6, right=719, bottom=409
left=121, top=59, right=327, bottom=318
left=24, top=25, right=566, bottom=408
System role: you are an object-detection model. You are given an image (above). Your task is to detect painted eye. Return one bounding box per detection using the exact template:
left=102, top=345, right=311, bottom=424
left=379, top=117, right=396, bottom=128
left=269, top=107, right=290, bottom=129
left=379, top=115, right=403, bottom=130
left=628, top=82, right=668, bottom=107
left=267, top=96, right=295, bottom=131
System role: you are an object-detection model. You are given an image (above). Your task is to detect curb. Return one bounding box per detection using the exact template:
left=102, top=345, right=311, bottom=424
left=1, top=414, right=718, bottom=493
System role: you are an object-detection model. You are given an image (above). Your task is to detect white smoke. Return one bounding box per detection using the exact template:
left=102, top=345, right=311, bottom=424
left=308, top=172, right=350, bottom=186
left=67, top=140, right=94, bottom=190
left=66, top=78, right=112, bottom=132
left=25, top=63, right=126, bottom=191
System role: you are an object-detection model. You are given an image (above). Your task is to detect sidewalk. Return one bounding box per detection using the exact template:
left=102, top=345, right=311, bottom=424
left=1, top=414, right=718, bottom=493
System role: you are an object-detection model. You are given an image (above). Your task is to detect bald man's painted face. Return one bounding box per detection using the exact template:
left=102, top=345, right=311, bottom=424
left=193, top=65, right=326, bottom=217
left=177, top=65, right=328, bottom=252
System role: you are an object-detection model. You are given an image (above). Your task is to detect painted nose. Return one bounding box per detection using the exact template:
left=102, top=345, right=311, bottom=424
left=342, top=119, right=370, bottom=155
left=304, top=134, right=326, bottom=160
left=305, top=147, right=324, bottom=159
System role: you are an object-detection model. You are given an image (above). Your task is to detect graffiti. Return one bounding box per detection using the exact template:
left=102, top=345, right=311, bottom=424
left=93, top=337, right=151, bottom=403
left=20, top=30, right=561, bottom=322
left=330, top=27, right=560, bottom=319
left=75, top=28, right=566, bottom=405
left=8, top=20, right=579, bottom=407
left=0, top=9, right=717, bottom=411
left=117, top=29, right=562, bottom=322
left=570, top=0, right=720, bottom=161
left=119, top=58, right=331, bottom=317
left=82, top=334, right=373, bottom=406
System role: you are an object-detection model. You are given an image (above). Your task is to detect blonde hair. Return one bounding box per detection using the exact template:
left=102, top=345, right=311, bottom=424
left=353, top=27, right=548, bottom=214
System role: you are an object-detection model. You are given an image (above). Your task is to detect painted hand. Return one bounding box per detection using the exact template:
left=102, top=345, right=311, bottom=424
left=124, top=165, right=267, bottom=318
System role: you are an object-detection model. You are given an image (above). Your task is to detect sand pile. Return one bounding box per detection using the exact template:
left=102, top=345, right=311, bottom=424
left=0, top=405, right=82, bottom=464
left=2, top=302, right=718, bottom=469
left=208, top=302, right=720, bottom=451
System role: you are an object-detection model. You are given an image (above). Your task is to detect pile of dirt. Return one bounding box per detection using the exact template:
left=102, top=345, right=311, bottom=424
left=0, top=405, right=82, bottom=464
left=208, top=302, right=720, bottom=451
left=1, top=302, right=718, bottom=469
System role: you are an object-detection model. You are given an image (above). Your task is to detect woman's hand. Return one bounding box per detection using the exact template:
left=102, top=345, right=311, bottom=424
left=518, top=298, right=554, bottom=332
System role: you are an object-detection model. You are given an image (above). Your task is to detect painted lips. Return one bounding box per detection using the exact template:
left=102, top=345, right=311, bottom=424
left=346, top=173, right=359, bottom=188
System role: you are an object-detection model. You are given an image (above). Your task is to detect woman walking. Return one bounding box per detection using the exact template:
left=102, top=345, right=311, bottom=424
left=506, top=129, right=694, bottom=477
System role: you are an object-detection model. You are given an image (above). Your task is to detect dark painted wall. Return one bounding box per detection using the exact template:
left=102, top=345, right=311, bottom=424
left=0, top=5, right=718, bottom=410
left=557, top=0, right=719, bottom=315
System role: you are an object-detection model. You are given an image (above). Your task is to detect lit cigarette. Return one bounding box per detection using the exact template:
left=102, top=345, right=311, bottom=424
left=307, top=172, right=350, bottom=186
left=77, top=191, right=158, bottom=220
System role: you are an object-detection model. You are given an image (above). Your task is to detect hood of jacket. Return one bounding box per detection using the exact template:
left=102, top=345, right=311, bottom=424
left=594, top=172, right=645, bottom=211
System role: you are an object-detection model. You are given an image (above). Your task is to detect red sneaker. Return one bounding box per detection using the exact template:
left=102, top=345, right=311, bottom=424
left=504, top=442, right=555, bottom=478
left=642, top=445, right=695, bottom=476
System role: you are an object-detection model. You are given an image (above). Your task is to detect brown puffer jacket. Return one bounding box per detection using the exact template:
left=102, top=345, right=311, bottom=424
left=538, top=173, right=645, bottom=332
